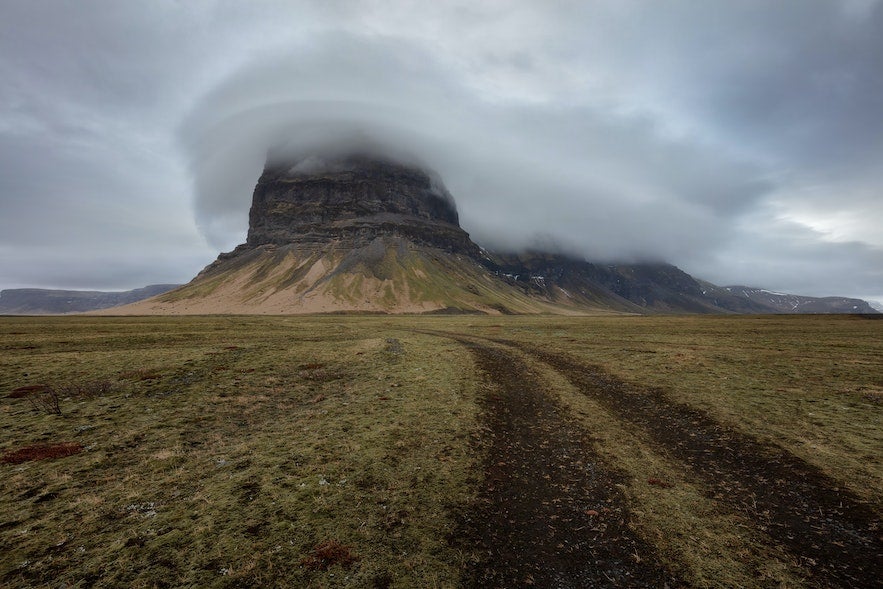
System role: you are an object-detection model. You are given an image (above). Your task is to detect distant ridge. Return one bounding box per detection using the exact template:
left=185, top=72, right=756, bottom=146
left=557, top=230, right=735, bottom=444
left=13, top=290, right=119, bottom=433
left=697, top=282, right=878, bottom=314
left=0, top=284, right=180, bottom=315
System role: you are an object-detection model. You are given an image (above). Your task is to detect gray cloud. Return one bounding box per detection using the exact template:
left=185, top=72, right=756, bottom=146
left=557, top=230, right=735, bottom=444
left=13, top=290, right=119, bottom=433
left=0, top=1, right=880, bottom=302
left=181, top=36, right=773, bottom=265
left=691, top=206, right=883, bottom=300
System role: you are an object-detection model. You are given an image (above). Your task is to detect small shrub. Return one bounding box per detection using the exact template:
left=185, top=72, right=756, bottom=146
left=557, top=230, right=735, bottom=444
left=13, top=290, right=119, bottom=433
left=27, top=388, right=62, bottom=415
left=10, top=379, right=116, bottom=415
left=58, top=379, right=114, bottom=400
left=1, top=442, right=83, bottom=464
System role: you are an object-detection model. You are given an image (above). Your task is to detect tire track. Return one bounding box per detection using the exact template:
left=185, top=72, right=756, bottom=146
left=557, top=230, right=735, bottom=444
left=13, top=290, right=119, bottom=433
left=499, top=339, right=882, bottom=588
left=448, top=336, right=681, bottom=588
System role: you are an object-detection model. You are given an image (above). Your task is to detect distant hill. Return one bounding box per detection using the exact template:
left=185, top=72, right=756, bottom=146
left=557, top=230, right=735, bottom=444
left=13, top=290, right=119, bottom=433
left=697, top=283, right=878, bottom=314
left=461, top=254, right=877, bottom=315
left=0, top=284, right=180, bottom=315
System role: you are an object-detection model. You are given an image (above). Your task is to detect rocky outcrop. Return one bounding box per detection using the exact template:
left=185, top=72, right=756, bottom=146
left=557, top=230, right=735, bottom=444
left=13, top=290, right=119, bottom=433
left=245, top=154, right=479, bottom=256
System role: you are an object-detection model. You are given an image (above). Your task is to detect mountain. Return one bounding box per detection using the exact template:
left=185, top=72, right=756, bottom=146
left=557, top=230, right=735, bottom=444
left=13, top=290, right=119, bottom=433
left=113, top=154, right=597, bottom=315
left=0, top=284, right=180, bottom=315
left=103, top=152, right=876, bottom=315
left=484, top=252, right=725, bottom=314
left=698, top=283, right=878, bottom=314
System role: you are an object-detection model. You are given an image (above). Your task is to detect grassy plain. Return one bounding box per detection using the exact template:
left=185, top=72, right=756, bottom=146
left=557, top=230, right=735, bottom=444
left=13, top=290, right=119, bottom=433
left=1, top=314, right=880, bottom=587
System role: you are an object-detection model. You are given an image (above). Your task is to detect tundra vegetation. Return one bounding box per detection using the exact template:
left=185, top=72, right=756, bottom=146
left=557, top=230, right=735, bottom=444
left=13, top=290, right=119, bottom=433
left=1, top=315, right=880, bottom=587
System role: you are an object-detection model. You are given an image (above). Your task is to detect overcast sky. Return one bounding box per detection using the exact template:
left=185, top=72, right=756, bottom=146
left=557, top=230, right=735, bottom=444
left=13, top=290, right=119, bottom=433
left=1, top=1, right=881, bottom=303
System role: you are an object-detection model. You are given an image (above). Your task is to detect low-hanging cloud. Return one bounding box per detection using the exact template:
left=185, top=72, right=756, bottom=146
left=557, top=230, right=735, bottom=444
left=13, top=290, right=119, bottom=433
left=181, top=34, right=774, bottom=268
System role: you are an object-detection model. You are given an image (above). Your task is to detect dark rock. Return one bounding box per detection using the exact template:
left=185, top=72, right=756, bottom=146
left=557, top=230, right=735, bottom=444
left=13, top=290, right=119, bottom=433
left=483, top=251, right=724, bottom=313
left=246, top=154, right=479, bottom=255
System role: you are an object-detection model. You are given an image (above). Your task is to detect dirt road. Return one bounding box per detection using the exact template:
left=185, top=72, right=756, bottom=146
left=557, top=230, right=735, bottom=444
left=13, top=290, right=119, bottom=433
left=451, top=337, right=681, bottom=587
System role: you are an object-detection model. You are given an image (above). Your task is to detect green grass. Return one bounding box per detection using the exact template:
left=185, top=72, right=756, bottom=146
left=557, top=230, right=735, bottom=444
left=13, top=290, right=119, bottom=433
left=1, top=315, right=880, bottom=587
left=1, top=317, right=480, bottom=587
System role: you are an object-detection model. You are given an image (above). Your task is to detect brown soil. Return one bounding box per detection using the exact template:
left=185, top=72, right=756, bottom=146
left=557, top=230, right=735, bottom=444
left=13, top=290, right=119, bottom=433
left=450, top=337, right=682, bottom=587
left=1, top=442, right=83, bottom=464
left=299, top=539, right=360, bottom=571
left=501, top=339, right=883, bottom=588
left=6, top=384, right=49, bottom=399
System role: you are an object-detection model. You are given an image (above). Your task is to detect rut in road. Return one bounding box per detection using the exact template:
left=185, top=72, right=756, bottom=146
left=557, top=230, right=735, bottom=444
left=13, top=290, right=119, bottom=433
left=451, top=337, right=681, bottom=588
left=501, top=339, right=883, bottom=589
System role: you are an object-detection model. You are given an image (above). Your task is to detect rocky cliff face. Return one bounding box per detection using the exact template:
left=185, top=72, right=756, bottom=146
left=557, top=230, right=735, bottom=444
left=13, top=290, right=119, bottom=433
left=245, top=154, right=479, bottom=255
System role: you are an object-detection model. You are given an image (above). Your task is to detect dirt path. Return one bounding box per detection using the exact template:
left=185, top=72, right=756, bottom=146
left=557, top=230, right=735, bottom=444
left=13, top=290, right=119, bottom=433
left=500, top=339, right=883, bottom=588
left=449, top=337, right=681, bottom=588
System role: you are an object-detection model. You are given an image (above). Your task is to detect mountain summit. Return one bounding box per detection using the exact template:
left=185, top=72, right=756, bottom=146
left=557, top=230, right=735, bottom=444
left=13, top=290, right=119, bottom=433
left=108, top=153, right=876, bottom=315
